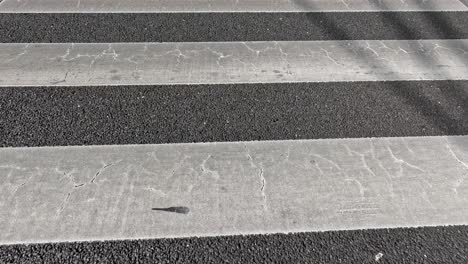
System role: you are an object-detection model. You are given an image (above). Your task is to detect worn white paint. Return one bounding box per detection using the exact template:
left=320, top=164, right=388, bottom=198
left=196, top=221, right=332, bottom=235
left=0, top=0, right=466, bottom=13
left=1, top=40, right=468, bottom=87
left=1, top=136, right=468, bottom=244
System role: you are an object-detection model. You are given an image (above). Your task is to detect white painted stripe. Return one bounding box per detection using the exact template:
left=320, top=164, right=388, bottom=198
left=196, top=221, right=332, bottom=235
left=0, top=0, right=466, bottom=13
left=1, top=40, right=468, bottom=87
left=1, top=136, right=468, bottom=244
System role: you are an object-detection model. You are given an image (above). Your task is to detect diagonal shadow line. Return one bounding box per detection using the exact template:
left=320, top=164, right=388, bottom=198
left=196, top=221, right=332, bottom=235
left=381, top=5, right=468, bottom=134
left=414, top=4, right=468, bottom=102
left=291, top=0, right=468, bottom=135
left=459, top=0, right=468, bottom=8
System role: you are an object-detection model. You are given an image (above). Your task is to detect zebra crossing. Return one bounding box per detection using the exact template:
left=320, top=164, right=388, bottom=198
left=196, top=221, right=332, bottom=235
left=2, top=136, right=468, bottom=245
left=2, top=40, right=468, bottom=86
left=1, top=0, right=466, bottom=12
left=1, top=0, right=468, bottom=262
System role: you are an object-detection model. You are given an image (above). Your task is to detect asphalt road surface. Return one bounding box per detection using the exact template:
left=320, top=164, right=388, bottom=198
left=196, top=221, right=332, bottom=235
left=1, top=1, right=468, bottom=263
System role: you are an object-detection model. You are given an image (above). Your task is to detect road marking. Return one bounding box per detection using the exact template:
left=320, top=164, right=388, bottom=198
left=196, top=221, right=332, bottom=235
left=1, top=136, right=468, bottom=244
left=0, top=0, right=466, bottom=13
left=1, top=40, right=467, bottom=87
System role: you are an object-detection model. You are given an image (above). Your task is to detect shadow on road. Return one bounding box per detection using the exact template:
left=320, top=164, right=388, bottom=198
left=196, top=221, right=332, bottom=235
left=291, top=0, right=468, bottom=138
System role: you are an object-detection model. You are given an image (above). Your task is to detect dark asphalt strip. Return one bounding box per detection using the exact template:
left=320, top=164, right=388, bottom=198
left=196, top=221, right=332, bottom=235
left=1, top=226, right=468, bottom=264
left=1, top=12, right=468, bottom=43
left=1, top=81, right=467, bottom=148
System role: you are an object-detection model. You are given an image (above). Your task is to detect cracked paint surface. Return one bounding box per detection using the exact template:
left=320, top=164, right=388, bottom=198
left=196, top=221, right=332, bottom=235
left=1, top=136, right=468, bottom=244
left=0, top=0, right=466, bottom=12
left=1, top=40, right=467, bottom=87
